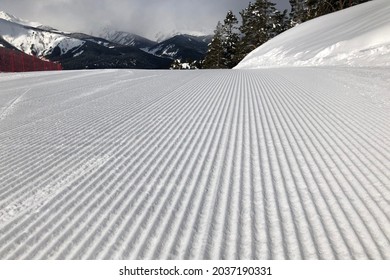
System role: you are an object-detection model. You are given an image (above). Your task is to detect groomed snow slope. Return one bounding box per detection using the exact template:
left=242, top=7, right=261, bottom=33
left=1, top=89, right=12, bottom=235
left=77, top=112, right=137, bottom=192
left=236, top=0, right=390, bottom=68
left=0, top=69, right=389, bottom=259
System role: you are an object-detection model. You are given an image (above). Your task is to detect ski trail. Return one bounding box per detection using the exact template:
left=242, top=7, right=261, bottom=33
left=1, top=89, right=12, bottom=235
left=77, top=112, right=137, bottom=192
left=0, top=69, right=388, bottom=260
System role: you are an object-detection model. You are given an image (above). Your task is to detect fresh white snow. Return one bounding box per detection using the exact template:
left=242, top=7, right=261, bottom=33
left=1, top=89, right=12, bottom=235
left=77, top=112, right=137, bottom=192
left=0, top=68, right=389, bottom=260
left=0, top=0, right=389, bottom=261
left=236, top=0, right=390, bottom=68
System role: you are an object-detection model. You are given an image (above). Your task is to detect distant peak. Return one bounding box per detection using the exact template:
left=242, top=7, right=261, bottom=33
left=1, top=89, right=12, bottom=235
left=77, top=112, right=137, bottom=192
left=0, top=11, right=14, bottom=20
left=154, top=30, right=212, bottom=43
left=0, top=10, right=42, bottom=28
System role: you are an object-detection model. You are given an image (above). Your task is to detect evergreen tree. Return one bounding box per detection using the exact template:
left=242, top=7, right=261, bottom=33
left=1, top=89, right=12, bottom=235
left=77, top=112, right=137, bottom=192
left=306, top=0, right=321, bottom=20
left=314, top=0, right=372, bottom=18
left=204, top=21, right=225, bottom=69
left=222, top=11, right=240, bottom=68
left=204, top=11, right=240, bottom=69
left=290, top=0, right=372, bottom=24
left=326, top=0, right=371, bottom=11
left=289, top=0, right=307, bottom=25
left=240, top=2, right=263, bottom=56
left=239, top=0, right=283, bottom=59
left=271, top=9, right=290, bottom=37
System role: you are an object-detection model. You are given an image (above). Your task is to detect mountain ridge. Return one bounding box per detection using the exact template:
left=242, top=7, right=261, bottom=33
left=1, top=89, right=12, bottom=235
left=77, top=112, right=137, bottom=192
left=0, top=11, right=211, bottom=69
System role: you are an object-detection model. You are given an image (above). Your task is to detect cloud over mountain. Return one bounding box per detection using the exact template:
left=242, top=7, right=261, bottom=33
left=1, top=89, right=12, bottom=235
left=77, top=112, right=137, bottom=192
left=0, top=0, right=289, bottom=40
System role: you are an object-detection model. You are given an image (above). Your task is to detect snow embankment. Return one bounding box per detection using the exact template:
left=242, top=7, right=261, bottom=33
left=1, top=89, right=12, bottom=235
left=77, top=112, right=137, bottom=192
left=236, top=0, right=390, bottom=68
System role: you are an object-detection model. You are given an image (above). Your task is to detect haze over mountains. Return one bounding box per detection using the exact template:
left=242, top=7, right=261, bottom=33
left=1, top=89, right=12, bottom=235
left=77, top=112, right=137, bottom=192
left=0, top=11, right=212, bottom=69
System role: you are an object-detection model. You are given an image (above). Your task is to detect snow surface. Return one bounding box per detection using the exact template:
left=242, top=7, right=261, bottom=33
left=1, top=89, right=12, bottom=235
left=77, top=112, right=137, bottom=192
left=0, top=68, right=389, bottom=260
left=236, top=0, right=390, bottom=68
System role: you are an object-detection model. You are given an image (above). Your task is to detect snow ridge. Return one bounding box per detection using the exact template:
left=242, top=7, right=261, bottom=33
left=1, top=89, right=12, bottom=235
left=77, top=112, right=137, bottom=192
left=236, top=0, right=390, bottom=68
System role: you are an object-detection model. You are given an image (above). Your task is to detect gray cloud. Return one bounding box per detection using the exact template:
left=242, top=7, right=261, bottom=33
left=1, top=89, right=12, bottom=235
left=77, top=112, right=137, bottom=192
left=1, top=0, right=290, bottom=40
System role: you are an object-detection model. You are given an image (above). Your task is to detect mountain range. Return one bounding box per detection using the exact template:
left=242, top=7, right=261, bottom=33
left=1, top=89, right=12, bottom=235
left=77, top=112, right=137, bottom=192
left=0, top=11, right=212, bottom=70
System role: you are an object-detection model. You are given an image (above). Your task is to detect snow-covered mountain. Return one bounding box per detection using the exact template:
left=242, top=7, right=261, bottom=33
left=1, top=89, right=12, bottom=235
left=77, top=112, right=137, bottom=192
left=0, top=12, right=211, bottom=69
left=101, top=30, right=157, bottom=49
left=236, top=0, right=390, bottom=68
left=147, top=34, right=212, bottom=61
left=0, top=11, right=172, bottom=69
left=0, top=11, right=43, bottom=28
left=154, top=30, right=212, bottom=43
left=0, top=11, right=212, bottom=69
left=102, top=29, right=212, bottom=62
left=0, top=15, right=84, bottom=57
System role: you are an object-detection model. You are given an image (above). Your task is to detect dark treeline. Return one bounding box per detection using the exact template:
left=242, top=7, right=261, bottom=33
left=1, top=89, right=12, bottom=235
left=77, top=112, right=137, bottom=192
left=203, top=0, right=371, bottom=69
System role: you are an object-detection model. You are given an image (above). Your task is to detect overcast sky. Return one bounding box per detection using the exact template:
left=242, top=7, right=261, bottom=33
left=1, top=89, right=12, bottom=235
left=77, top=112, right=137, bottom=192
left=1, top=0, right=290, bottom=40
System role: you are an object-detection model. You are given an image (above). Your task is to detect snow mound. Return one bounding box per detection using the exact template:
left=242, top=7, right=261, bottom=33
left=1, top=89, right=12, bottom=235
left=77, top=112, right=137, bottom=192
left=235, top=0, right=390, bottom=68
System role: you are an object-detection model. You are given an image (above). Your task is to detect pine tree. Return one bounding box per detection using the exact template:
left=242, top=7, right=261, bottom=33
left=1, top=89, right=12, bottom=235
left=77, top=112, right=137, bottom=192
left=222, top=10, right=240, bottom=68
left=239, top=0, right=283, bottom=59
left=271, top=9, right=290, bottom=38
left=289, top=0, right=307, bottom=25
left=204, top=21, right=225, bottom=69
left=296, top=0, right=372, bottom=22
left=204, top=11, right=240, bottom=69
left=306, top=0, right=321, bottom=20
left=239, top=1, right=266, bottom=57
left=331, top=0, right=371, bottom=10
